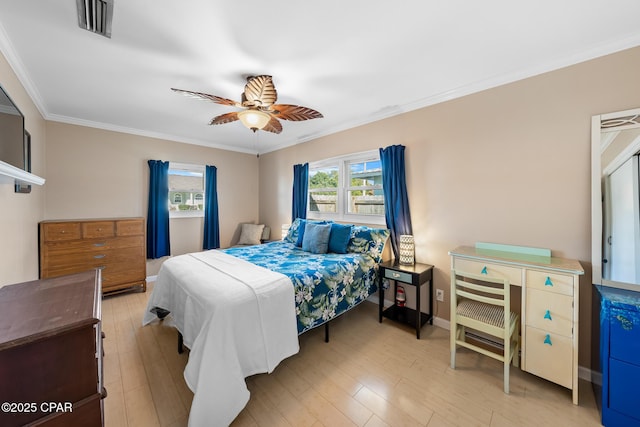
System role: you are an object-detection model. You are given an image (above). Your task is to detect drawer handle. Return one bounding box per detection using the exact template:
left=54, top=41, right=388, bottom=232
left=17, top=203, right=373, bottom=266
left=481, top=266, right=488, bottom=275
left=544, top=310, right=552, bottom=321
left=94, top=254, right=106, bottom=259
left=544, top=334, right=552, bottom=346
left=97, top=266, right=106, bottom=270
left=94, top=242, right=106, bottom=247
left=545, top=276, right=553, bottom=286
left=392, top=272, right=401, bottom=278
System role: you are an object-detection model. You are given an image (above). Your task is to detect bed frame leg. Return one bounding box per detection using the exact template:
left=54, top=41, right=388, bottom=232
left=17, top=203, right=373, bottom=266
left=324, top=323, right=329, bottom=343
left=178, top=331, right=184, bottom=354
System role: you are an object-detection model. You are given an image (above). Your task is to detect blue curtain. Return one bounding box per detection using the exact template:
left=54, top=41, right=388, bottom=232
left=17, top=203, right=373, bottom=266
left=147, top=160, right=171, bottom=259
left=379, top=145, right=412, bottom=259
left=292, top=163, right=309, bottom=221
left=203, top=165, right=220, bottom=250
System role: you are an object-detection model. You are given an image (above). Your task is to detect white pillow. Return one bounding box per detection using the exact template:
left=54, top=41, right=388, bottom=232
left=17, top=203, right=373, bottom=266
left=237, top=223, right=265, bottom=245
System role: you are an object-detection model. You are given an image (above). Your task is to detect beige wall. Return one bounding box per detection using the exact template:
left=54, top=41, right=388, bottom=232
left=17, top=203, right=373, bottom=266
left=44, top=122, right=259, bottom=275
left=0, top=49, right=46, bottom=287
left=4, top=37, right=640, bottom=369
left=258, top=46, right=640, bottom=368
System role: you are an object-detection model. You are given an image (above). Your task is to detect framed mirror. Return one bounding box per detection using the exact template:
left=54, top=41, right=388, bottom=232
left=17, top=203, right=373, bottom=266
left=14, top=130, right=31, bottom=193
left=592, top=107, right=640, bottom=290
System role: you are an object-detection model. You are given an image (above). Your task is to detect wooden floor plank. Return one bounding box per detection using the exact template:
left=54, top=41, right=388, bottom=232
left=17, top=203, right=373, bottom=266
left=102, top=283, right=602, bottom=427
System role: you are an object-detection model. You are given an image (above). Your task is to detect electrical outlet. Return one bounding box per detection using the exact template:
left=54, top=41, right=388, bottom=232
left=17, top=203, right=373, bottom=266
left=436, top=289, right=444, bottom=302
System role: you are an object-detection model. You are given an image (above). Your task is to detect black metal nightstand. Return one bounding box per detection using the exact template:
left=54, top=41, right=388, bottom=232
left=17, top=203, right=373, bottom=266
left=378, top=260, right=434, bottom=339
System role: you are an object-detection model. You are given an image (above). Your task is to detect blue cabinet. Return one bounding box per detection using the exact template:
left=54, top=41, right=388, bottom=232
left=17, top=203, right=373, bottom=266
left=597, top=285, right=640, bottom=427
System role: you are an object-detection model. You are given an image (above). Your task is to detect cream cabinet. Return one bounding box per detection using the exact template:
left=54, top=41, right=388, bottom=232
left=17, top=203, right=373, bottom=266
left=449, top=244, right=583, bottom=404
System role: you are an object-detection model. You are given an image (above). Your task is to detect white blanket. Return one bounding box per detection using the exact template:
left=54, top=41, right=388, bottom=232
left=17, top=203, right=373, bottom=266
left=142, top=250, right=299, bottom=426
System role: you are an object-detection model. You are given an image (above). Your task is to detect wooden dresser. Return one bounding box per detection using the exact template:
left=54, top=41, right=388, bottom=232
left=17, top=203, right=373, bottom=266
left=39, top=218, right=146, bottom=294
left=0, top=270, right=104, bottom=427
left=450, top=243, right=584, bottom=404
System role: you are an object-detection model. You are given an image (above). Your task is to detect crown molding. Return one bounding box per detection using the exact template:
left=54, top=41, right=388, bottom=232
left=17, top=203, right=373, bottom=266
left=0, top=21, right=49, bottom=119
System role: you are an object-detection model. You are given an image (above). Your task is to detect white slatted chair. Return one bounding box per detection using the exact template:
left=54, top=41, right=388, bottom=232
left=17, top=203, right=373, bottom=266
left=450, top=269, right=520, bottom=394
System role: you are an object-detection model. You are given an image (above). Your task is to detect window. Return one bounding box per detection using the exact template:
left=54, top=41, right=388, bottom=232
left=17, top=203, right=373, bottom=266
left=307, top=150, right=385, bottom=224
left=168, top=163, right=205, bottom=218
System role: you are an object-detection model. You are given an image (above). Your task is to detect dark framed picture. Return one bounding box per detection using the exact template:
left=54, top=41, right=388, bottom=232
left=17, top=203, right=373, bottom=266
left=15, top=130, right=31, bottom=193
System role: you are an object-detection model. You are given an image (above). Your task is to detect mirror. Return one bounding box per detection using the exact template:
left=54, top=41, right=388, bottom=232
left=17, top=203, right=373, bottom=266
left=592, top=107, right=640, bottom=290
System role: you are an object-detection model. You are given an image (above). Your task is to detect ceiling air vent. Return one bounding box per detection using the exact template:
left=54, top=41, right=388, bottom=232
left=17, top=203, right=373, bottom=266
left=76, top=0, right=113, bottom=38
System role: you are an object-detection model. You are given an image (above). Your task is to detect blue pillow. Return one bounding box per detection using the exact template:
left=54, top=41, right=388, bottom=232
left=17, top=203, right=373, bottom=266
left=296, top=219, right=330, bottom=246
left=301, top=223, right=331, bottom=254
left=346, top=226, right=390, bottom=263
left=328, top=223, right=352, bottom=253
left=284, top=218, right=303, bottom=243
left=295, top=219, right=307, bottom=246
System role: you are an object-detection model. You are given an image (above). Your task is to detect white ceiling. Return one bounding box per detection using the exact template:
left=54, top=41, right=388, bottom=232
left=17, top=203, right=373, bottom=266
left=1, top=1, right=640, bottom=155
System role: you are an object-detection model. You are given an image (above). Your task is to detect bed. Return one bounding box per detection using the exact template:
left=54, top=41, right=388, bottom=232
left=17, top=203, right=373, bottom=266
left=142, top=220, right=389, bottom=426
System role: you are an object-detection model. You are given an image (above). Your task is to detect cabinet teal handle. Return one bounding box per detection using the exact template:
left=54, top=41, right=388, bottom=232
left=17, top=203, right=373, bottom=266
left=545, top=276, right=553, bottom=286
left=544, top=310, right=552, bottom=321
left=481, top=266, right=488, bottom=275
left=544, top=334, right=552, bottom=345
left=93, top=254, right=106, bottom=259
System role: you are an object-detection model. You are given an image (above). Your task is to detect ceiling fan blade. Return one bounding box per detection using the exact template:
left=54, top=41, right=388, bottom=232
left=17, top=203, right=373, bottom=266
left=270, top=104, right=323, bottom=121
left=171, top=88, right=240, bottom=107
left=243, top=75, right=277, bottom=107
left=261, top=117, right=283, bottom=134
left=209, top=112, right=239, bottom=125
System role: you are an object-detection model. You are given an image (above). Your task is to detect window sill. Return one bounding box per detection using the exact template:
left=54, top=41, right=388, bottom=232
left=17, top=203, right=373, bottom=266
left=306, top=212, right=386, bottom=227
left=170, top=210, right=204, bottom=219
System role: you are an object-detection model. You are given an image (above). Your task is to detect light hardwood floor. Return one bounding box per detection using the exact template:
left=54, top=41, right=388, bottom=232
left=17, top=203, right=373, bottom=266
left=102, top=283, right=603, bottom=427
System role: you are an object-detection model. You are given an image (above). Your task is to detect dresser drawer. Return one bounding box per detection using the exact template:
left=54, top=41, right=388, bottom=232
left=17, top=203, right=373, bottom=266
left=116, top=219, right=144, bottom=236
left=42, top=222, right=82, bottom=242
left=82, top=221, right=115, bottom=239
left=384, top=268, right=412, bottom=283
left=609, top=358, right=640, bottom=422
left=525, top=326, right=573, bottom=388
left=42, top=235, right=144, bottom=256
left=526, top=289, right=573, bottom=337
left=102, top=268, right=146, bottom=288
left=610, top=307, right=640, bottom=365
left=452, top=258, right=522, bottom=286
left=526, top=270, right=573, bottom=296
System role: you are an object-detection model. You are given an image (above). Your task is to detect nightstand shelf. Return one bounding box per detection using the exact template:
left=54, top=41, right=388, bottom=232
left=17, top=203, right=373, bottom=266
left=381, top=304, right=431, bottom=328
left=378, top=260, right=434, bottom=339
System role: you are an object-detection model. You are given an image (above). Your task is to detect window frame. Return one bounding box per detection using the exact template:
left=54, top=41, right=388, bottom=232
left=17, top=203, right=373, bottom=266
left=307, top=149, right=385, bottom=225
left=168, top=162, right=206, bottom=219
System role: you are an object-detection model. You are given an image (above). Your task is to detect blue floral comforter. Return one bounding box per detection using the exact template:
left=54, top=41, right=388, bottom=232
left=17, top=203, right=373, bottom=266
left=222, top=226, right=388, bottom=334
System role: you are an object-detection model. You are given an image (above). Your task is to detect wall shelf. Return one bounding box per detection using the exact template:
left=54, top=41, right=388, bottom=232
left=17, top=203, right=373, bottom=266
left=0, top=160, right=44, bottom=186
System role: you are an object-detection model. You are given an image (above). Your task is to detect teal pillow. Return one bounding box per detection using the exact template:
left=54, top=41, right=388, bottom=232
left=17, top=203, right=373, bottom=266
left=328, top=223, right=352, bottom=253
left=301, top=223, right=331, bottom=254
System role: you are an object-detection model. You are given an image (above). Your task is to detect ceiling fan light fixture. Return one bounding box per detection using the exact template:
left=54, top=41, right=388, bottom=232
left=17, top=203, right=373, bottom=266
left=237, top=109, right=271, bottom=132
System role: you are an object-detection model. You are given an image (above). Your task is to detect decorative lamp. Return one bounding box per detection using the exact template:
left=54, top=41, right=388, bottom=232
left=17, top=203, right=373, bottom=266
left=281, top=224, right=291, bottom=240
left=398, top=234, right=415, bottom=265
left=237, top=109, right=271, bottom=132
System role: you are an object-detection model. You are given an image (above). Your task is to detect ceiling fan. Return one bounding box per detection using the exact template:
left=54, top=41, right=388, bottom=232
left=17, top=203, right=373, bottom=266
left=171, top=75, right=323, bottom=134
